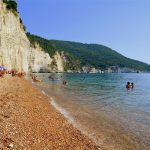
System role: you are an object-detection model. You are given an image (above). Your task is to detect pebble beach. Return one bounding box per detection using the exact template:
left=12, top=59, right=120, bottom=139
left=0, top=75, right=100, bottom=150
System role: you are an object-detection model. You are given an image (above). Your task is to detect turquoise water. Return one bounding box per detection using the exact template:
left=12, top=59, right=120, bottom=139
left=32, top=73, right=150, bottom=150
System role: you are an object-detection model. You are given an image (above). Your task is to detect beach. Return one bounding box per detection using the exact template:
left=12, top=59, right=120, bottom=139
left=0, top=75, right=100, bottom=150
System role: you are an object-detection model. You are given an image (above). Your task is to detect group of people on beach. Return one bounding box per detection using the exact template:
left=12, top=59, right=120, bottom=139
left=10, top=69, right=26, bottom=77
left=126, top=82, right=134, bottom=89
left=0, top=68, right=26, bottom=78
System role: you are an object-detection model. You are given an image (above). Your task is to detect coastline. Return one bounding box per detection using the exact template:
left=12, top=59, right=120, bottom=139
left=0, top=75, right=100, bottom=150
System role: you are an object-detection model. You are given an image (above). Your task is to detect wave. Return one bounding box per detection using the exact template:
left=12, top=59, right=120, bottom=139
left=50, top=97, right=79, bottom=128
left=40, top=88, right=100, bottom=145
left=50, top=97, right=99, bottom=146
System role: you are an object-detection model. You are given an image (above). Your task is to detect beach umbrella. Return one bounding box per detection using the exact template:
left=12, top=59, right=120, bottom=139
left=0, top=66, right=6, bottom=71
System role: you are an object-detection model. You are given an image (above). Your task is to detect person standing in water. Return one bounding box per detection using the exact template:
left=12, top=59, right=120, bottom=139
left=126, top=82, right=131, bottom=89
left=63, top=80, right=68, bottom=85
left=131, top=82, right=134, bottom=89
left=126, top=82, right=134, bottom=89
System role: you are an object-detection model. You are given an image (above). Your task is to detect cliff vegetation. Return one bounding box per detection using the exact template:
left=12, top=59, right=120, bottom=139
left=3, top=0, right=17, bottom=14
left=27, top=33, right=81, bottom=71
left=3, top=0, right=26, bottom=31
left=27, top=33, right=150, bottom=71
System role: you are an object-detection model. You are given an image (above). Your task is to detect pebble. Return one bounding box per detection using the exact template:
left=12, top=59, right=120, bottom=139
left=7, top=143, right=14, bottom=148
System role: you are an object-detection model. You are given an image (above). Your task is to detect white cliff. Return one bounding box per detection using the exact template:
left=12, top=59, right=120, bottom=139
left=51, top=51, right=65, bottom=72
left=0, top=1, right=30, bottom=72
left=0, top=1, right=65, bottom=73
left=29, top=43, right=52, bottom=73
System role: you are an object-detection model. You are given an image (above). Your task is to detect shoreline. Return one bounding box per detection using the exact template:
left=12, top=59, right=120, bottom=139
left=0, top=75, right=100, bottom=149
left=30, top=73, right=149, bottom=150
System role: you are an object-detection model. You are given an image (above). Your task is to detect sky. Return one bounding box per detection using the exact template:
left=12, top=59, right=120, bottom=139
left=17, top=0, right=150, bottom=64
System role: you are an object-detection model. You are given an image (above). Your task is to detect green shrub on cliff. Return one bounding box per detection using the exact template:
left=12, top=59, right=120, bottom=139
left=3, top=0, right=17, bottom=13
left=27, top=33, right=82, bottom=71
left=26, top=33, right=150, bottom=71
left=19, top=18, right=26, bottom=31
left=3, top=0, right=26, bottom=31
left=27, top=33, right=57, bottom=56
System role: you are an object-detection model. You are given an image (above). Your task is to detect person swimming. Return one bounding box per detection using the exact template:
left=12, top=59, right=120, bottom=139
left=126, top=82, right=131, bottom=89
left=32, top=75, right=41, bottom=82
left=131, top=82, right=134, bottom=89
left=126, top=82, right=134, bottom=89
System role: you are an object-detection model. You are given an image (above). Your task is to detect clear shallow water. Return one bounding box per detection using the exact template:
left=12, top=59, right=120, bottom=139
left=31, top=73, right=150, bottom=150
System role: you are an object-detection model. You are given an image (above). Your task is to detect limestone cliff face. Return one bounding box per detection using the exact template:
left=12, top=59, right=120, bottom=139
left=29, top=43, right=52, bottom=73
left=0, top=1, right=30, bottom=72
left=51, top=51, right=65, bottom=72
left=0, top=1, right=65, bottom=72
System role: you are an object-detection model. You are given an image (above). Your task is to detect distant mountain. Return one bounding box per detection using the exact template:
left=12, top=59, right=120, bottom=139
left=27, top=33, right=150, bottom=71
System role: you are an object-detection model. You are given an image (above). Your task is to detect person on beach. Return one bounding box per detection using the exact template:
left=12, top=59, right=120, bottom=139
left=17, top=72, right=25, bottom=78
left=0, top=70, right=5, bottom=78
left=11, top=69, right=18, bottom=77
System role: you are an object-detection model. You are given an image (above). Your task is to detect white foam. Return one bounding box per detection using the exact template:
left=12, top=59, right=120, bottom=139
left=41, top=90, right=49, bottom=97
left=50, top=97, right=77, bottom=126
left=42, top=90, right=46, bottom=95
left=50, top=97, right=100, bottom=145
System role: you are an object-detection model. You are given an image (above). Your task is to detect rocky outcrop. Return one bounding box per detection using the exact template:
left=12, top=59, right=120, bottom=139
left=82, top=66, right=102, bottom=73
left=51, top=51, right=66, bottom=72
left=29, top=43, right=66, bottom=73
left=29, top=43, right=52, bottom=73
left=0, top=1, right=65, bottom=73
left=0, top=1, right=30, bottom=72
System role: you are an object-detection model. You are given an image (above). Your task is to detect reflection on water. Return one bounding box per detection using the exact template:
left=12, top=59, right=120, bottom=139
left=30, top=73, right=150, bottom=150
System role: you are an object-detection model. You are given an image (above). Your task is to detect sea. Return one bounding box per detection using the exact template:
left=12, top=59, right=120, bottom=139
left=30, top=73, right=150, bottom=150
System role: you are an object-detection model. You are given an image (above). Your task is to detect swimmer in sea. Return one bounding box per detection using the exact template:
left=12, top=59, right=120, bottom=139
left=126, top=81, right=131, bottom=89
left=32, top=75, right=41, bottom=82
left=131, top=82, right=134, bottom=89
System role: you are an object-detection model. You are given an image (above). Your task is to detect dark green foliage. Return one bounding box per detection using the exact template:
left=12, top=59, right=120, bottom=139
left=27, top=33, right=57, bottom=56
left=23, top=25, right=26, bottom=31
left=27, top=33, right=81, bottom=70
left=20, top=18, right=26, bottom=31
left=3, top=0, right=25, bottom=31
left=19, top=18, right=23, bottom=24
left=26, top=33, right=150, bottom=71
left=63, top=53, right=81, bottom=71
left=3, top=0, right=17, bottom=12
